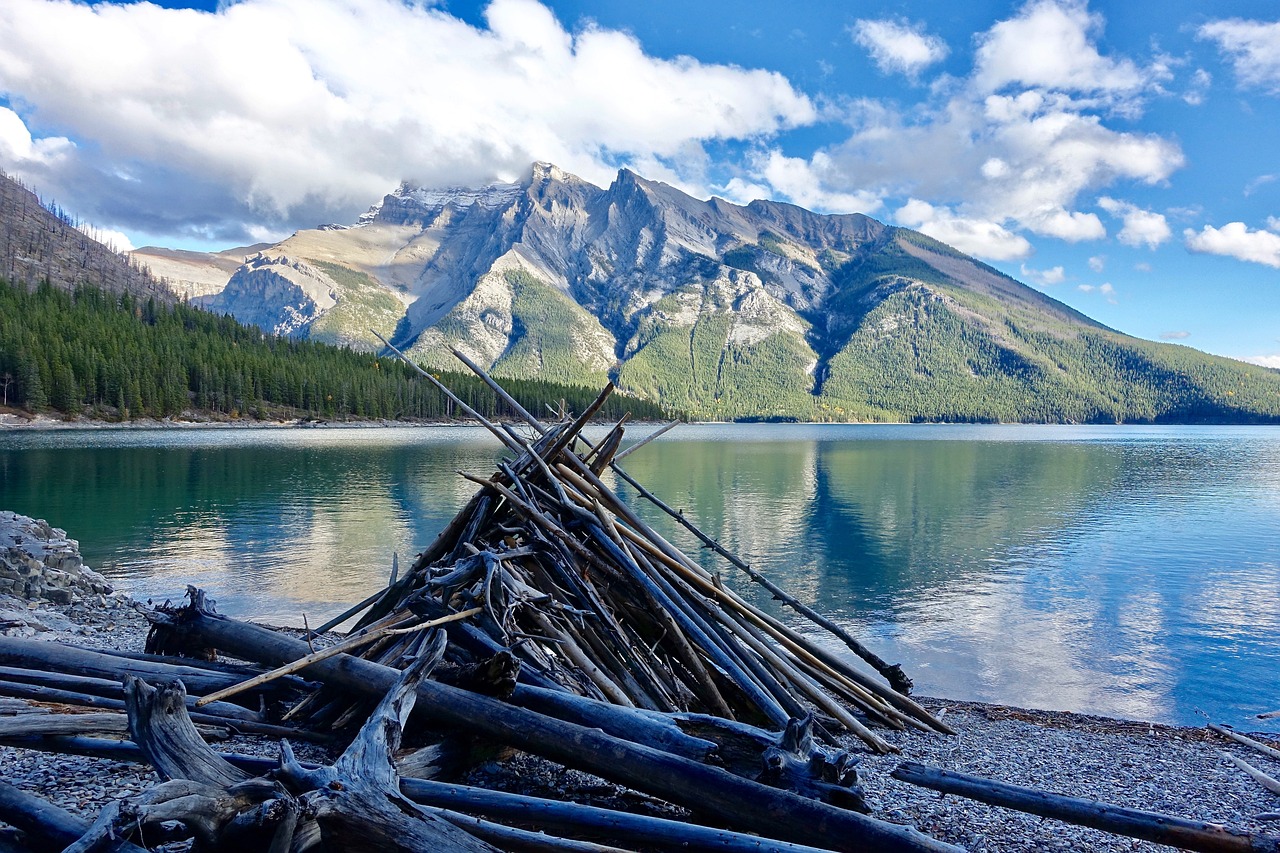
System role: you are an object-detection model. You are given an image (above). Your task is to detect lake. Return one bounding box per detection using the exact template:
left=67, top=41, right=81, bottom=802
left=2, top=423, right=1278, bottom=729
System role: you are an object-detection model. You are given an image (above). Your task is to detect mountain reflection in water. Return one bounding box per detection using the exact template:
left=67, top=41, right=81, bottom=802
left=2, top=423, right=1277, bottom=728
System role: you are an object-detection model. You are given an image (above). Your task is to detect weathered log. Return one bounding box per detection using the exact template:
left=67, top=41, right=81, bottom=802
left=0, top=779, right=147, bottom=853
left=124, top=676, right=251, bottom=787
left=1220, top=751, right=1280, bottom=797
left=0, top=711, right=132, bottom=738
left=1211, top=724, right=1280, bottom=763
left=402, top=778, right=844, bottom=853
left=891, top=761, right=1280, bottom=853
left=604, top=461, right=917, bottom=695
left=276, top=632, right=502, bottom=853
left=425, top=807, right=638, bottom=852
left=0, top=665, right=263, bottom=721
left=155, top=594, right=959, bottom=852
left=0, top=636, right=293, bottom=699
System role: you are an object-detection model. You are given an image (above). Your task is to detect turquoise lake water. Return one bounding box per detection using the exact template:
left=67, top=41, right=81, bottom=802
left=2, top=423, right=1277, bottom=728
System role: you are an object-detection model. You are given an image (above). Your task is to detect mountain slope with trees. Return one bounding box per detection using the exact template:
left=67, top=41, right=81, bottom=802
left=135, top=163, right=1280, bottom=423
left=0, top=279, right=671, bottom=423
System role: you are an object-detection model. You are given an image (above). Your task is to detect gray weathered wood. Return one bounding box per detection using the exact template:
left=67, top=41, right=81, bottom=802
left=892, top=761, right=1280, bottom=853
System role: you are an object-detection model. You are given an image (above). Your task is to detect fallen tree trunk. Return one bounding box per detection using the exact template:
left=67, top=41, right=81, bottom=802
left=402, top=778, right=846, bottom=853
left=0, top=779, right=147, bottom=853
left=891, top=761, right=1280, bottom=853
left=154, top=594, right=959, bottom=852
left=0, top=665, right=264, bottom=721
left=0, top=636, right=297, bottom=700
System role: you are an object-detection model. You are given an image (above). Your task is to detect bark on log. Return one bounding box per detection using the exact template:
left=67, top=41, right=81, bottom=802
left=891, top=761, right=1280, bottom=853
left=154, top=595, right=959, bottom=852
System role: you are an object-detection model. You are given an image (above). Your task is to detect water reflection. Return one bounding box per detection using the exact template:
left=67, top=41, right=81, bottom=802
left=2, top=424, right=1278, bottom=727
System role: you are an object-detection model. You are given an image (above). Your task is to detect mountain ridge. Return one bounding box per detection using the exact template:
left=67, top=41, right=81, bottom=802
left=131, top=163, right=1280, bottom=424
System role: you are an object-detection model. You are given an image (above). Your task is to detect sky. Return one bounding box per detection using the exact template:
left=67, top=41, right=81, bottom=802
left=1, top=0, right=1278, bottom=366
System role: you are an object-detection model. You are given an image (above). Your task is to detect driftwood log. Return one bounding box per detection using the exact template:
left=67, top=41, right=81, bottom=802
left=891, top=761, right=1280, bottom=853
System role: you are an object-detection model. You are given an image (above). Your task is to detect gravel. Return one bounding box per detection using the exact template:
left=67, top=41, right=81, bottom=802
left=2, top=602, right=1278, bottom=851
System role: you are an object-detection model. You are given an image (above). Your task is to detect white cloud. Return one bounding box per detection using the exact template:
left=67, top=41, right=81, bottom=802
left=1097, top=197, right=1171, bottom=248
left=1244, top=355, right=1280, bottom=369
left=1088, top=255, right=1105, bottom=272
left=1183, top=68, right=1212, bottom=105
left=1184, top=222, right=1280, bottom=268
left=1077, top=281, right=1116, bottom=303
left=1198, top=19, right=1280, bottom=93
left=0, top=106, right=71, bottom=166
left=852, top=18, right=948, bottom=79
left=738, top=150, right=880, bottom=214
left=1246, top=174, right=1277, bottom=196
left=895, top=198, right=1032, bottom=260
left=75, top=223, right=134, bottom=252
left=1020, top=263, right=1066, bottom=285
left=815, top=88, right=1181, bottom=247
left=972, top=0, right=1148, bottom=98
left=0, top=0, right=816, bottom=241
left=1160, top=330, right=1190, bottom=340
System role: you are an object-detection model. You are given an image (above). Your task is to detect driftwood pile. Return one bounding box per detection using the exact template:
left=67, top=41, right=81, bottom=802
left=0, top=354, right=1278, bottom=852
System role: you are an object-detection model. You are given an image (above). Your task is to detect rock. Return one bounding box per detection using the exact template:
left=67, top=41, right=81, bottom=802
left=0, top=510, right=119, bottom=608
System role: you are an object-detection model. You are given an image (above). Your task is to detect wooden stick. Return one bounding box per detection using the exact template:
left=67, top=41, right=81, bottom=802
left=608, top=461, right=915, bottom=695
left=612, top=420, right=680, bottom=462
left=451, top=347, right=548, bottom=434
left=194, top=608, right=481, bottom=708
left=1210, top=724, right=1280, bottom=763
left=892, top=761, right=1280, bottom=853
left=1220, top=751, right=1280, bottom=797
left=373, top=330, right=524, bottom=454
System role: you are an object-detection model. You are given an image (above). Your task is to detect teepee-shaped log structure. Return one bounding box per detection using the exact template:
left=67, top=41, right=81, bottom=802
left=317, top=339, right=951, bottom=752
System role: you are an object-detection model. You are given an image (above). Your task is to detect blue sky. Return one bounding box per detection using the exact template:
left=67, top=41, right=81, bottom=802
left=1, top=0, right=1278, bottom=365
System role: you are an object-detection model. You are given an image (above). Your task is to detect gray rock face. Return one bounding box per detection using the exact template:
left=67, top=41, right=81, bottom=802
left=0, top=511, right=115, bottom=605
left=205, top=253, right=338, bottom=336
left=160, top=161, right=1114, bottom=418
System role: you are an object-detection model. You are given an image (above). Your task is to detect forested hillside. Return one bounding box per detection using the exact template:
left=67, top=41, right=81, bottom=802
left=0, top=280, right=671, bottom=423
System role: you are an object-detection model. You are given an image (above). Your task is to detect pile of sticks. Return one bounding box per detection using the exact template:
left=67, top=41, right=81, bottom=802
left=302, top=345, right=951, bottom=755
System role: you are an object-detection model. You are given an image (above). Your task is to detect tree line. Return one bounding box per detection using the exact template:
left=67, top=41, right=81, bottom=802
left=0, top=279, right=674, bottom=423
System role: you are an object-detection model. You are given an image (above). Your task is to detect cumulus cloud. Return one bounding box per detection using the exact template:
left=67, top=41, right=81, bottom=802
left=739, top=3, right=1185, bottom=261
left=1020, top=263, right=1066, bottom=285
left=1244, top=355, right=1280, bottom=369
left=1184, top=222, right=1280, bottom=267
left=1088, top=255, right=1105, bottom=272
left=1097, top=197, right=1171, bottom=248
left=0, top=106, right=72, bottom=166
left=0, top=0, right=816, bottom=242
left=807, top=86, right=1180, bottom=255
left=895, top=198, right=1032, bottom=260
left=972, top=0, right=1149, bottom=99
left=1198, top=19, right=1280, bottom=93
left=852, top=18, right=948, bottom=79
left=723, top=150, right=881, bottom=214
left=1160, top=330, right=1190, bottom=340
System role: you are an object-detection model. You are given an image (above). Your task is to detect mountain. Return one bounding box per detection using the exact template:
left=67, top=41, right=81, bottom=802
left=135, top=164, right=1280, bottom=423
left=0, top=172, right=171, bottom=302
